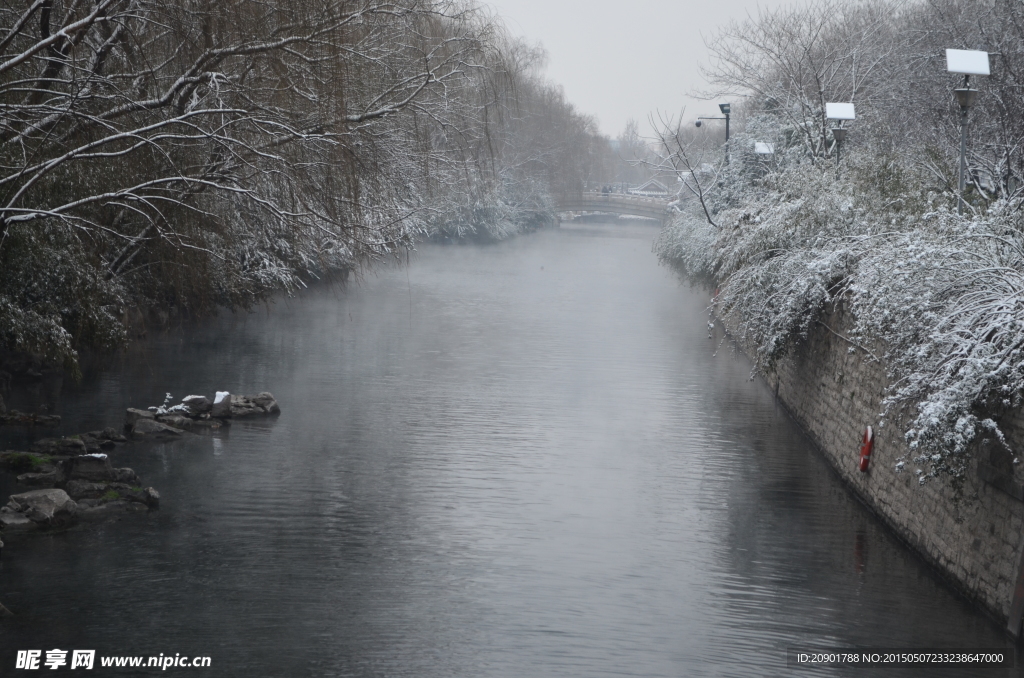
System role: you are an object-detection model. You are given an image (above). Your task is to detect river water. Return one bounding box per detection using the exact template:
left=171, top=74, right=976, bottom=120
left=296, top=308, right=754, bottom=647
left=0, top=221, right=1017, bottom=676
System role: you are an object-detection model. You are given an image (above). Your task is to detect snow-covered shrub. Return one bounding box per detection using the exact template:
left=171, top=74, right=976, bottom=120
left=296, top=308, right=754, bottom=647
left=425, top=174, right=555, bottom=242
left=657, top=144, right=1024, bottom=494
left=654, top=0, right=1024, bottom=498
left=848, top=206, right=1024, bottom=491
left=0, top=225, right=126, bottom=376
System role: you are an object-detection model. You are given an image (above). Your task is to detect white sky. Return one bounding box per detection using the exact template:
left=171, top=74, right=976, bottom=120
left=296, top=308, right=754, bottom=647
left=484, top=0, right=798, bottom=138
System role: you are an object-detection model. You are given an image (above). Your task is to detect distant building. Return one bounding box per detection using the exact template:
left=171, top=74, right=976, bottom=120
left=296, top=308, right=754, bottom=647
left=628, top=179, right=670, bottom=197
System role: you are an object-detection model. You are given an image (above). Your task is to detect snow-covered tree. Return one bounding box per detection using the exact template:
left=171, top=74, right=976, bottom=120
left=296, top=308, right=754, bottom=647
left=657, top=0, right=1024, bottom=497
left=0, top=0, right=600, bottom=370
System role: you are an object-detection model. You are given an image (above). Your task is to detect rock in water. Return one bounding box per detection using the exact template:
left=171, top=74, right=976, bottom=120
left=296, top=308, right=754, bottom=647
left=17, top=471, right=57, bottom=486
left=0, top=410, right=61, bottom=426
left=64, top=480, right=110, bottom=500
left=125, top=408, right=155, bottom=429
left=229, top=392, right=281, bottom=417
left=0, top=509, right=35, bottom=532
left=182, top=395, right=212, bottom=414
left=130, top=418, right=185, bottom=439
left=100, top=427, right=127, bottom=443
left=155, top=414, right=193, bottom=430
left=6, top=489, right=78, bottom=528
left=114, top=467, right=141, bottom=484
left=228, top=395, right=259, bottom=417
left=77, top=433, right=103, bottom=453
left=65, top=480, right=154, bottom=508
left=252, top=392, right=280, bottom=415
left=60, top=454, right=115, bottom=482
left=211, top=391, right=231, bottom=418
left=30, top=437, right=86, bottom=455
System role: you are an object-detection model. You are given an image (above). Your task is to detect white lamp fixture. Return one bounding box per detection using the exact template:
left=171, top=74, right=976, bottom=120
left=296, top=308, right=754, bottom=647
left=825, top=102, right=856, bottom=121
left=945, top=49, right=989, bottom=214
left=946, top=49, right=990, bottom=76
left=825, top=103, right=855, bottom=165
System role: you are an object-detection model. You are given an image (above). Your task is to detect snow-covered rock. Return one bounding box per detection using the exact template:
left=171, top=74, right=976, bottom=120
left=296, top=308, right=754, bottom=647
left=211, top=391, right=231, bottom=418
left=182, top=395, right=212, bottom=414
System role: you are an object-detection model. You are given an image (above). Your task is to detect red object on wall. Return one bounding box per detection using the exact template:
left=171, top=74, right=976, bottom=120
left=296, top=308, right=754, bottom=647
left=858, top=426, right=874, bottom=472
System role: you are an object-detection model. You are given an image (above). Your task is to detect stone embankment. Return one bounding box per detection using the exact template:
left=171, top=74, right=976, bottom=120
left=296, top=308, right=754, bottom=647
left=0, top=390, right=279, bottom=615
left=721, top=302, right=1024, bottom=636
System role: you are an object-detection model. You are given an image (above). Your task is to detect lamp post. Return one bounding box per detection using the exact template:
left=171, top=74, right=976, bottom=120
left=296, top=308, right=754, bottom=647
left=831, top=127, right=847, bottom=165
left=825, top=102, right=855, bottom=166
left=695, top=102, right=732, bottom=164
left=946, top=49, right=990, bottom=215
left=720, top=102, right=731, bottom=164
left=954, top=83, right=978, bottom=215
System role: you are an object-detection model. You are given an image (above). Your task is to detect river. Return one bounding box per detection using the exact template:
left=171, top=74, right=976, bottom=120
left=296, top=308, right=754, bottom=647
left=0, top=221, right=1016, bottom=676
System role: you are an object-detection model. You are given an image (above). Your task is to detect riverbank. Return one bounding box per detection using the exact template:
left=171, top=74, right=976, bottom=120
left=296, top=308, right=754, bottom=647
left=0, top=202, right=560, bottom=393
left=655, top=141, right=1024, bottom=636
left=709, top=296, right=1024, bottom=636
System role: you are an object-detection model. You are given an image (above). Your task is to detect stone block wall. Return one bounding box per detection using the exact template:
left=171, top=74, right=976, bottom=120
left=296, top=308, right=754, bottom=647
left=726, top=302, right=1024, bottom=631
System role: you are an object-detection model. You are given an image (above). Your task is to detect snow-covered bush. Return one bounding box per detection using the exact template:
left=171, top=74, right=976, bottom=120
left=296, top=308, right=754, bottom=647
left=0, top=225, right=126, bottom=376
left=849, top=206, right=1024, bottom=492
left=425, top=174, right=554, bottom=242
left=654, top=0, right=1024, bottom=496
left=657, top=144, right=1024, bottom=495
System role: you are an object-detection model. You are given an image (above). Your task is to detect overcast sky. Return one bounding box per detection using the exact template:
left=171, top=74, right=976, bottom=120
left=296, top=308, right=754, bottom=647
left=484, top=0, right=797, bottom=138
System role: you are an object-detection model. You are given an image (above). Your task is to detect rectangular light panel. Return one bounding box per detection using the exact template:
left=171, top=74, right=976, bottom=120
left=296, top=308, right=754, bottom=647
left=946, top=49, right=990, bottom=75
left=754, top=142, right=775, bottom=155
left=825, top=103, right=856, bottom=120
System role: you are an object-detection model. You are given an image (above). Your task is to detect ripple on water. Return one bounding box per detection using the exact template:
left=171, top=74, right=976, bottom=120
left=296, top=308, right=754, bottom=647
left=0, top=222, right=1015, bottom=677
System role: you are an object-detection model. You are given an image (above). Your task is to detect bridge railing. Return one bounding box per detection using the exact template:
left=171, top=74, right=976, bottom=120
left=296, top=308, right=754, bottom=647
left=575, top=191, right=670, bottom=206
left=555, top=192, right=674, bottom=220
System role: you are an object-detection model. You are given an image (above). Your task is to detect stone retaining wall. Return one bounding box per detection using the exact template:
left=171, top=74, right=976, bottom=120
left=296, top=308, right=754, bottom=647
left=726, top=301, right=1024, bottom=633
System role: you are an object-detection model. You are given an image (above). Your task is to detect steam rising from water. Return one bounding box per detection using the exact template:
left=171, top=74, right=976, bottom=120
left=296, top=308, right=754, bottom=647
left=0, top=222, right=1012, bottom=677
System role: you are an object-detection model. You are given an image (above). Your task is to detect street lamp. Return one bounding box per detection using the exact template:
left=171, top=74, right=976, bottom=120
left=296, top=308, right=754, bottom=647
left=695, top=102, right=732, bottom=163
left=719, top=102, right=731, bottom=160
left=831, top=127, right=847, bottom=164
left=946, top=49, right=989, bottom=215
left=825, top=102, right=855, bottom=166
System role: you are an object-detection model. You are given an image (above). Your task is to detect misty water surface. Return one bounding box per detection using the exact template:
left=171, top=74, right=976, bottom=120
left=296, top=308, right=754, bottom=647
left=0, top=221, right=1015, bottom=677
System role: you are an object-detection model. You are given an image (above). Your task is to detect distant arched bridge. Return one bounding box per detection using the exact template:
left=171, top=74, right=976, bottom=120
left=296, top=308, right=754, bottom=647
left=555, top=191, right=673, bottom=223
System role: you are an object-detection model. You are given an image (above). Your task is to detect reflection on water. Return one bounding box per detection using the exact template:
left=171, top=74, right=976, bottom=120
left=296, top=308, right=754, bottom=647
left=0, top=221, right=1016, bottom=676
